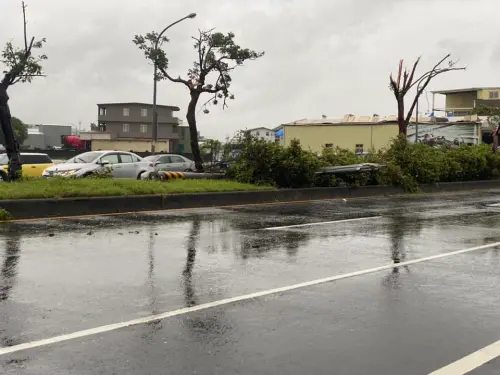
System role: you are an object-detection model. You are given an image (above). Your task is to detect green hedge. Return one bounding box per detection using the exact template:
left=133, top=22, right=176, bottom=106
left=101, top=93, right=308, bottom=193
left=228, top=135, right=500, bottom=190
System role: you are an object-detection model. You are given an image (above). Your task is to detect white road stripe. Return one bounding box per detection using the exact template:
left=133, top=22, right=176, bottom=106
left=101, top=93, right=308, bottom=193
left=487, top=203, right=500, bottom=207
left=429, top=339, right=500, bottom=374
left=263, top=216, right=382, bottom=230
left=0, top=241, right=499, bottom=357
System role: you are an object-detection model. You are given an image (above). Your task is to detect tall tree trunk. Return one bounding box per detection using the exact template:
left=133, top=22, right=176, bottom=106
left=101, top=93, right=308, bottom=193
left=397, top=96, right=407, bottom=135
left=0, top=84, right=22, bottom=181
left=186, top=91, right=203, bottom=171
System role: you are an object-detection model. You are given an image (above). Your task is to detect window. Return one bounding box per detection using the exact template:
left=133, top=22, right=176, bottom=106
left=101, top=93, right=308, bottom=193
left=123, top=108, right=130, bottom=116
left=170, top=156, right=184, bottom=163
left=140, top=124, right=148, bottom=133
left=355, top=144, right=364, bottom=153
left=21, top=154, right=53, bottom=164
left=266, top=132, right=270, bottom=136
left=67, top=151, right=103, bottom=164
left=256, top=131, right=260, bottom=136
left=489, top=91, right=499, bottom=99
left=123, top=124, right=130, bottom=133
left=159, top=156, right=171, bottom=164
left=325, top=143, right=333, bottom=149
left=100, top=154, right=119, bottom=164
left=99, top=107, right=107, bottom=116
left=141, top=108, right=148, bottom=117
left=119, top=153, right=134, bottom=163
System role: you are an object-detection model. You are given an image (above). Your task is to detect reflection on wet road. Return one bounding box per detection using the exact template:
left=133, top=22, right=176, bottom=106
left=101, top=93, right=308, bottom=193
left=1, top=192, right=500, bottom=374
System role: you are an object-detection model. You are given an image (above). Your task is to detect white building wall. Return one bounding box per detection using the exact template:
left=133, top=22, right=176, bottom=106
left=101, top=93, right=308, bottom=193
left=249, top=129, right=275, bottom=142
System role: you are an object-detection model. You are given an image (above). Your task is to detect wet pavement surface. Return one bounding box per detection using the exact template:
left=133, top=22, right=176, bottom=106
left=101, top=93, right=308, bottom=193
left=0, top=192, right=500, bottom=374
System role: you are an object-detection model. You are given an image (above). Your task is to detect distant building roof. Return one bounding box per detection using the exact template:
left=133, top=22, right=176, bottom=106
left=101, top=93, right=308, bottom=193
left=432, top=87, right=500, bottom=94
left=27, top=124, right=71, bottom=128
left=27, top=128, right=43, bottom=135
left=97, top=102, right=180, bottom=111
left=246, top=127, right=274, bottom=132
left=282, top=114, right=481, bottom=126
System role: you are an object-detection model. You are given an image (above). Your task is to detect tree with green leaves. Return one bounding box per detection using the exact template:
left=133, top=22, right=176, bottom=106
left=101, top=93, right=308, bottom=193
left=11, top=117, right=27, bottom=145
left=472, top=105, right=500, bottom=151
left=1, top=2, right=46, bottom=180
left=200, top=139, right=222, bottom=163
left=134, top=29, right=264, bottom=170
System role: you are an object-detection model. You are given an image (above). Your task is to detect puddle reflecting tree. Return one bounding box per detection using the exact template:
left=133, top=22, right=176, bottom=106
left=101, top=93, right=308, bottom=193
left=382, top=209, right=423, bottom=288
left=0, top=225, right=25, bottom=357
left=0, top=226, right=21, bottom=302
left=180, top=218, right=236, bottom=348
left=183, top=218, right=201, bottom=307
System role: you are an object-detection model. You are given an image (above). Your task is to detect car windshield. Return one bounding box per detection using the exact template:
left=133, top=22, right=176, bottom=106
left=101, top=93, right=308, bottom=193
left=0, top=154, right=8, bottom=165
left=66, top=152, right=103, bottom=164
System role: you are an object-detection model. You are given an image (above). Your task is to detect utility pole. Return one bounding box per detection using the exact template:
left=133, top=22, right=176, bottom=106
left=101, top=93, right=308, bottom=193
left=151, top=13, right=197, bottom=154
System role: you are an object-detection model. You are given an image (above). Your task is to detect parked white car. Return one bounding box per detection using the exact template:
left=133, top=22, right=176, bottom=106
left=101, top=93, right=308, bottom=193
left=144, top=154, right=195, bottom=172
left=42, top=151, right=155, bottom=179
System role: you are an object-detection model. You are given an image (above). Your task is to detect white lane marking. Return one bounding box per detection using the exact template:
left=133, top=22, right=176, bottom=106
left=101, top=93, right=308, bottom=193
left=263, top=216, right=382, bottom=230
left=429, top=339, right=500, bottom=375
left=1, top=241, right=499, bottom=357
left=487, top=203, right=500, bottom=207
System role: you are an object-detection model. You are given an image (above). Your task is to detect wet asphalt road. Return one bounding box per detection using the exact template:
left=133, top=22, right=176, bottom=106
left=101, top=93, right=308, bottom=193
left=1, top=192, right=500, bottom=374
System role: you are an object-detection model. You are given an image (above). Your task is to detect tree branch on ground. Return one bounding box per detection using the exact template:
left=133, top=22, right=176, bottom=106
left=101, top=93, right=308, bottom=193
left=134, top=28, right=264, bottom=171
left=389, top=54, right=466, bottom=135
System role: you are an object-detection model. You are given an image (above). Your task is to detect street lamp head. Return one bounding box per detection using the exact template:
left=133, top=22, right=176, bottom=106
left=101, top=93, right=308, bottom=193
left=187, top=13, right=197, bottom=19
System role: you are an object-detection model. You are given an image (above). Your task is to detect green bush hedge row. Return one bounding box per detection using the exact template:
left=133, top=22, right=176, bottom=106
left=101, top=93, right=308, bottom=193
left=227, top=135, right=500, bottom=191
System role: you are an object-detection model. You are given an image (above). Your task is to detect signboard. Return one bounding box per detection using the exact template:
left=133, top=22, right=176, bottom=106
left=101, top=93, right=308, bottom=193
left=407, top=123, right=481, bottom=146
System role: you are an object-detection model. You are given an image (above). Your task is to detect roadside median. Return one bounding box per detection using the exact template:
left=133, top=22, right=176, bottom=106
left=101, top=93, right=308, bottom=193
left=1, top=179, right=500, bottom=220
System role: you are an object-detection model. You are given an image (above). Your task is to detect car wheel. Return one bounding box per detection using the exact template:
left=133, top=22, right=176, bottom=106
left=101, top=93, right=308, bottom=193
left=0, top=171, right=7, bottom=182
left=184, top=168, right=193, bottom=172
left=147, top=171, right=160, bottom=180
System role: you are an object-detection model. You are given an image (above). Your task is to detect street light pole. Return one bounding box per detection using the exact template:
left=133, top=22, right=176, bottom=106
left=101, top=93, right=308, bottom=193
left=415, top=80, right=424, bottom=143
left=151, top=13, right=197, bottom=154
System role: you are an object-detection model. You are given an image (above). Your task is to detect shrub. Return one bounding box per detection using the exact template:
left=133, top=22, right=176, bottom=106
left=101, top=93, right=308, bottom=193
left=320, top=147, right=362, bottom=166
left=273, top=139, right=321, bottom=188
left=229, top=133, right=500, bottom=190
left=0, top=209, right=12, bottom=221
left=229, top=137, right=320, bottom=188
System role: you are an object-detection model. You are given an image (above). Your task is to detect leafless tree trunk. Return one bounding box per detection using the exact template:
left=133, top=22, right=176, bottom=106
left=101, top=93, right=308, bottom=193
left=186, top=91, right=203, bottom=170
left=389, top=55, right=466, bottom=136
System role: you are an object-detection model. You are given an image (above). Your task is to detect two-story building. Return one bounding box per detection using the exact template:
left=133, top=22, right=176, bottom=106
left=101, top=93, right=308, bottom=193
left=245, top=127, right=275, bottom=142
left=80, top=102, right=192, bottom=153
left=432, top=87, right=500, bottom=116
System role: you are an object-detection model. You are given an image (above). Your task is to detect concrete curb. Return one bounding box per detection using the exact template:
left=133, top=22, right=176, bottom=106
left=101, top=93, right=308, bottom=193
left=1, top=180, right=500, bottom=220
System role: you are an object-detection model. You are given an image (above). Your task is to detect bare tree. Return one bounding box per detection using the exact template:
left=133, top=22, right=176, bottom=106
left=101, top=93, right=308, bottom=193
left=0, top=2, right=47, bottom=180
left=134, top=29, right=264, bottom=171
left=389, top=54, right=465, bottom=135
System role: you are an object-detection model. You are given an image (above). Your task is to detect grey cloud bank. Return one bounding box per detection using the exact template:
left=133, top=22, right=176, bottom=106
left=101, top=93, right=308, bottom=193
left=1, top=0, right=499, bottom=140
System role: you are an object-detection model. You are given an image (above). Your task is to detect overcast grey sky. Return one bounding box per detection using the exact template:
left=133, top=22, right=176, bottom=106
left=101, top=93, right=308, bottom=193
left=1, top=0, right=498, bottom=140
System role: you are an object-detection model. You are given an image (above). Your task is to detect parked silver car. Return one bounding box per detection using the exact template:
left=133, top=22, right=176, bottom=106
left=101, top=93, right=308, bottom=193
left=144, top=154, right=195, bottom=172
left=42, top=151, right=155, bottom=179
